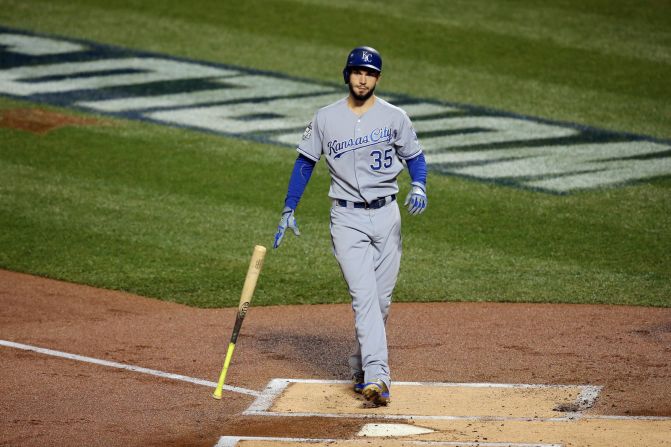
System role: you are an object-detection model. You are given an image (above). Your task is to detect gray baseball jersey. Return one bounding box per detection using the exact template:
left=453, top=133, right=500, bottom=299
left=297, top=96, right=422, bottom=204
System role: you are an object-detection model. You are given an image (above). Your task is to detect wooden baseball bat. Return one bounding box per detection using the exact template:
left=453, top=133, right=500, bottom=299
left=212, top=245, right=266, bottom=399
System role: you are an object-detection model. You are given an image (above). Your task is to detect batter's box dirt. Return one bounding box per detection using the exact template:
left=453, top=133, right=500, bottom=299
left=0, top=107, right=102, bottom=134
left=244, top=379, right=601, bottom=421
left=215, top=415, right=671, bottom=447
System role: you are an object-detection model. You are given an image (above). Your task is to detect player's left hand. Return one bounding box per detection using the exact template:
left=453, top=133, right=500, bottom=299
left=404, top=182, right=427, bottom=215
left=273, top=206, right=300, bottom=249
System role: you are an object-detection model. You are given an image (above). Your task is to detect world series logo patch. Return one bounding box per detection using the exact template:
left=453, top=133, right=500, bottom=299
left=301, top=122, right=312, bottom=141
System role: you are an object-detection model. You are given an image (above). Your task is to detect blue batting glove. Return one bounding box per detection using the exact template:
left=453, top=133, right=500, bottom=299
left=273, top=206, right=300, bottom=249
left=404, top=181, right=427, bottom=215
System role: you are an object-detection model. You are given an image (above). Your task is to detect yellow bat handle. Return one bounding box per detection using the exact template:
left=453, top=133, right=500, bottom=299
left=212, top=342, right=236, bottom=399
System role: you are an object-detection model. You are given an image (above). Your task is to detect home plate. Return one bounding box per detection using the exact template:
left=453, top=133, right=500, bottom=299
left=357, top=423, right=434, bottom=437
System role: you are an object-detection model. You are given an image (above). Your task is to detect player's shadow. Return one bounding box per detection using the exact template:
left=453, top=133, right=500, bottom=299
left=249, top=329, right=353, bottom=379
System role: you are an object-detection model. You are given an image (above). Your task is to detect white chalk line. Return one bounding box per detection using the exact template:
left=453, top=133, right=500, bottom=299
left=215, top=436, right=563, bottom=447
left=273, top=378, right=592, bottom=389
left=243, top=410, right=583, bottom=422
left=0, top=339, right=260, bottom=397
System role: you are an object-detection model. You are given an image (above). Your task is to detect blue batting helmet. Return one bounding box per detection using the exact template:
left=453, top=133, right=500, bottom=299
left=342, top=46, right=382, bottom=84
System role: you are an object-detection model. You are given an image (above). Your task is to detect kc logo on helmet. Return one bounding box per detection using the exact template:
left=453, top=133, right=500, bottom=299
left=361, top=51, right=373, bottom=62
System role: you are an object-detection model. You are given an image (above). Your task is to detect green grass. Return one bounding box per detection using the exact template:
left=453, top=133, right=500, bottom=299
left=0, top=1, right=670, bottom=307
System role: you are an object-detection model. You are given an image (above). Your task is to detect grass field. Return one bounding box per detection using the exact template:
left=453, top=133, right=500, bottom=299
left=1, top=0, right=670, bottom=307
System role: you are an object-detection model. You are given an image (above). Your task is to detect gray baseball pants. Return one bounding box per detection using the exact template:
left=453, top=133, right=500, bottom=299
left=330, top=199, right=401, bottom=390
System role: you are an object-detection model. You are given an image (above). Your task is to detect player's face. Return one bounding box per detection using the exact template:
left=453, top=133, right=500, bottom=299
left=348, top=67, right=380, bottom=102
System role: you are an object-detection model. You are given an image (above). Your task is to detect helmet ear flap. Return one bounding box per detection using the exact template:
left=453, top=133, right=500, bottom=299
left=343, top=67, right=350, bottom=84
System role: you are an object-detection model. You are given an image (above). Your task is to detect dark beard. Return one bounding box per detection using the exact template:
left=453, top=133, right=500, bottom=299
left=348, top=83, right=376, bottom=102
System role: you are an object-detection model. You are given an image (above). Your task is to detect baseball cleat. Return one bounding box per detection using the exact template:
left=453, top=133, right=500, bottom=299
left=362, top=379, right=390, bottom=406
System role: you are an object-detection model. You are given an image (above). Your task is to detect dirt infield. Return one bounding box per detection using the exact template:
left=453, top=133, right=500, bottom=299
left=0, top=108, right=102, bottom=134
left=1, top=269, right=670, bottom=446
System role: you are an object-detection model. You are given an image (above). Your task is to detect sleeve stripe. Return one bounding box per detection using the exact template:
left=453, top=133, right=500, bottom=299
left=297, top=147, right=320, bottom=162
left=398, top=149, right=423, bottom=161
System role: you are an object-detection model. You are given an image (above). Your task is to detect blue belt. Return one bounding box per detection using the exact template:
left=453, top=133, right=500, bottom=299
left=336, top=195, right=396, bottom=209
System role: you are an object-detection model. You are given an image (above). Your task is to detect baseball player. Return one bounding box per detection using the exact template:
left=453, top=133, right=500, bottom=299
left=273, top=46, right=427, bottom=406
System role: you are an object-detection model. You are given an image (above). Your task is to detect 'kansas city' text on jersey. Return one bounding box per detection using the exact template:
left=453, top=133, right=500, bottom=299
left=297, top=97, right=422, bottom=203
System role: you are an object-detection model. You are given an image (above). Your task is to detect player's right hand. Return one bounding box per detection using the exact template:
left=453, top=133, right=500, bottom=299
left=273, top=206, right=300, bottom=249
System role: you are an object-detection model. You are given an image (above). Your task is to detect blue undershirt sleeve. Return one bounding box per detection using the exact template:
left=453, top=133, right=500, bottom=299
left=284, top=154, right=316, bottom=210
left=406, top=153, right=427, bottom=185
